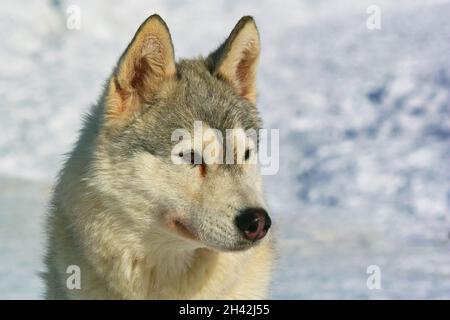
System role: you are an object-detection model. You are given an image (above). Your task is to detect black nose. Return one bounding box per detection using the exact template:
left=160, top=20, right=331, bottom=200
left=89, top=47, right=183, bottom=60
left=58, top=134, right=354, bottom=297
left=235, top=208, right=272, bottom=241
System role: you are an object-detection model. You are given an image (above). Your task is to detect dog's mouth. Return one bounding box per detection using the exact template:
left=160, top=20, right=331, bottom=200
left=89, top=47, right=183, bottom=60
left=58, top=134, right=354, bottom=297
left=168, top=218, right=199, bottom=241
left=166, top=217, right=263, bottom=252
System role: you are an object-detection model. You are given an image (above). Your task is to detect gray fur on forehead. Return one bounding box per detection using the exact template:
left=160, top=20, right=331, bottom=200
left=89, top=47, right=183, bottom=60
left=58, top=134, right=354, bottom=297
left=161, top=59, right=262, bottom=128
left=120, top=58, right=262, bottom=156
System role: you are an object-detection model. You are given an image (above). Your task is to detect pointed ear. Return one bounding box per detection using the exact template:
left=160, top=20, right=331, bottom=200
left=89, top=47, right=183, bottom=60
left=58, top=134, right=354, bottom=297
left=105, top=14, right=176, bottom=129
left=207, top=16, right=260, bottom=105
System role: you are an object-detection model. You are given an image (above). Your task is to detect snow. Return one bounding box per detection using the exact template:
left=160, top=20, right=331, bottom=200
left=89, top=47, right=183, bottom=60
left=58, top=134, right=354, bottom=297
left=1, top=0, right=449, bottom=299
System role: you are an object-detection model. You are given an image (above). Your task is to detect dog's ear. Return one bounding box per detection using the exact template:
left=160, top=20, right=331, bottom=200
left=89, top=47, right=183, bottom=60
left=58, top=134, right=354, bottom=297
left=105, top=14, right=176, bottom=129
left=207, top=16, right=260, bottom=105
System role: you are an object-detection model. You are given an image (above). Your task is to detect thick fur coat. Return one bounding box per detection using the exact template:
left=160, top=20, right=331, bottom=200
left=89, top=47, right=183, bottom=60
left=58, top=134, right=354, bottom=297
left=44, top=14, right=274, bottom=299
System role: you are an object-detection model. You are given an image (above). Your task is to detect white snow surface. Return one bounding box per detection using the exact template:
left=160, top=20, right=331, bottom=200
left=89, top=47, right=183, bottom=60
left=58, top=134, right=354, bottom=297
left=1, top=0, right=449, bottom=299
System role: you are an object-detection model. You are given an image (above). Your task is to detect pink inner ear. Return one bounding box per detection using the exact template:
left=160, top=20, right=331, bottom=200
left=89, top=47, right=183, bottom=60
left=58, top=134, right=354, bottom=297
left=218, top=32, right=259, bottom=104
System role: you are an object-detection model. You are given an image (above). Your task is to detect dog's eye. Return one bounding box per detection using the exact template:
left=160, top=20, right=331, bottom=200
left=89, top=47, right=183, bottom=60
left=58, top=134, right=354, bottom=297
left=244, top=149, right=251, bottom=161
left=179, top=150, right=202, bottom=166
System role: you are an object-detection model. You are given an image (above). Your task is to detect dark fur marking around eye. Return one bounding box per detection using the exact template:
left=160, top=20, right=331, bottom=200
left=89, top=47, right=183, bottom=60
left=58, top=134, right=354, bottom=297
left=199, top=163, right=207, bottom=177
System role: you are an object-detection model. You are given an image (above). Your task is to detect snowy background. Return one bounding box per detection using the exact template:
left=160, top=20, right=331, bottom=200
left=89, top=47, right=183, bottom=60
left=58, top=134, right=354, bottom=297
left=1, top=0, right=450, bottom=299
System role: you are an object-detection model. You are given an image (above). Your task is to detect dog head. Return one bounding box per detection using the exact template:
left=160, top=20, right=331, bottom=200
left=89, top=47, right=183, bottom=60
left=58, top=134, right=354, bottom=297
left=93, top=15, right=271, bottom=251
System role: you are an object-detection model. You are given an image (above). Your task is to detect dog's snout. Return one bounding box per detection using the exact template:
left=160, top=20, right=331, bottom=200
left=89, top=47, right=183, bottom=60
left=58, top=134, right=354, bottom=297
left=235, top=208, right=271, bottom=241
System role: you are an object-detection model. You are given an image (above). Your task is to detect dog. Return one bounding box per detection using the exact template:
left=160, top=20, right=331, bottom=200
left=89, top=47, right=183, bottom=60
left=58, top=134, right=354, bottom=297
left=44, top=14, right=274, bottom=299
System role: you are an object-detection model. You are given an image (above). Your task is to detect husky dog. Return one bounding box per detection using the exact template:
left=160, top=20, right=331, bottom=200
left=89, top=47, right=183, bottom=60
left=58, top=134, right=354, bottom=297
left=44, top=14, right=274, bottom=299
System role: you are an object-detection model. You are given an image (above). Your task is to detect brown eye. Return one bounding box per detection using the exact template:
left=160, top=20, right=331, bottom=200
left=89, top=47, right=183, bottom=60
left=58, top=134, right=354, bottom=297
left=179, top=150, right=201, bottom=166
left=244, top=149, right=251, bottom=161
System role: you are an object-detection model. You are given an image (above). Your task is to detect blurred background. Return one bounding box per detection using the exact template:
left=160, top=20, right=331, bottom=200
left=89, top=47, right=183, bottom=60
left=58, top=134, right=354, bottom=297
left=1, top=0, right=449, bottom=299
